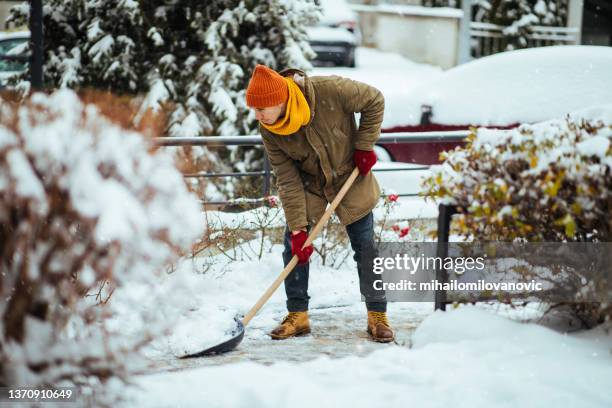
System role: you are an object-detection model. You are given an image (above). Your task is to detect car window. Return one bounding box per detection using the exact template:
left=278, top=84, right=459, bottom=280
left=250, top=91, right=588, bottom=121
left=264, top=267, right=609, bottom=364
left=0, top=38, right=27, bottom=54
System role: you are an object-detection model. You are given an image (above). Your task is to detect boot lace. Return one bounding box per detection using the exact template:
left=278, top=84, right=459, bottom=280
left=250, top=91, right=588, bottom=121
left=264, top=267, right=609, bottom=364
left=282, top=312, right=302, bottom=325
left=369, top=311, right=389, bottom=327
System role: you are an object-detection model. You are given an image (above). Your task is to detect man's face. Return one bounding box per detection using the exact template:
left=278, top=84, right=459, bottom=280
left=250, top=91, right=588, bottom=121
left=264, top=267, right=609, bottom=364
left=253, top=102, right=285, bottom=125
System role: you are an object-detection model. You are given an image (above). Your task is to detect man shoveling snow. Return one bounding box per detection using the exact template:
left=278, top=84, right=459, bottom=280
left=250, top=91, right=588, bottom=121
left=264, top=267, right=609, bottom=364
left=245, top=64, right=394, bottom=343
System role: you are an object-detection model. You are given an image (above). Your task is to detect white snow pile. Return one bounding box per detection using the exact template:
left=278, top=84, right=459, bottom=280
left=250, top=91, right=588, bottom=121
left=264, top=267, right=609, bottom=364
left=310, top=47, right=443, bottom=130
left=395, top=45, right=612, bottom=127
left=316, top=0, right=357, bottom=27
left=0, top=89, right=204, bottom=388
left=121, top=306, right=612, bottom=408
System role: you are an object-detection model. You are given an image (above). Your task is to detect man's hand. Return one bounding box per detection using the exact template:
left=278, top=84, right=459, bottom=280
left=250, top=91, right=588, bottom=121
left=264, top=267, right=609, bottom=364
left=353, top=149, right=377, bottom=175
left=291, top=230, right=313, bottom=264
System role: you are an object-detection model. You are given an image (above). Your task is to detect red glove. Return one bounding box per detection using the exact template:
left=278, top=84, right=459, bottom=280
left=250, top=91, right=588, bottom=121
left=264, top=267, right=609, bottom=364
left=291, top=230, right=313, bottom=264
left=353, top=149, right=377, bottom=175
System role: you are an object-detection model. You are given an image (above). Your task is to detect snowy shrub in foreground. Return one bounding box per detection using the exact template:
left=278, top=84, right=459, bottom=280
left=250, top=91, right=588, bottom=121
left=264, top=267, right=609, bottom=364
left=423, top=109, right=612, bottom=325
left=0, top=90, right=204, bottom=389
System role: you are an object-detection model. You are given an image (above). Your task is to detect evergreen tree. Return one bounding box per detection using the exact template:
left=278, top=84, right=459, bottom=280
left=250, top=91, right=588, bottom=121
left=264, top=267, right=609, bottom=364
left=9, top=1, right=147, bottom=92
left=9, top=0, right=320, bottom=200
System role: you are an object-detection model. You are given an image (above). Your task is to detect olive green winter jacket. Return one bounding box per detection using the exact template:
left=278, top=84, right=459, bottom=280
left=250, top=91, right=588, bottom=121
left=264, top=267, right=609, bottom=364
left=260, top=68, right=384, bottom=231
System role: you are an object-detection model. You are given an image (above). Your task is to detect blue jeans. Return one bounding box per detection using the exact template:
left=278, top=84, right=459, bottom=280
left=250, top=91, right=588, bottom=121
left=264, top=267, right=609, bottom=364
left=282, top=212, right=387, bottom=312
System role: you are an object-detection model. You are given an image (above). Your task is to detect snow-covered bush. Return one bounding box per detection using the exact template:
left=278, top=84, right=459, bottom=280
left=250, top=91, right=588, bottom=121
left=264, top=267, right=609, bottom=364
left=0, top=90, right=204, bottom=390
left=423, top=109, right=612, bottom=325
left=424, top=113, right=611, bottom=241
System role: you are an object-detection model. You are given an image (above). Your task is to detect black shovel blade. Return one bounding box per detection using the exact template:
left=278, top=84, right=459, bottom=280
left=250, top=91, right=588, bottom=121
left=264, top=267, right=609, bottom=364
left=180, top=317, right=245, bottom=359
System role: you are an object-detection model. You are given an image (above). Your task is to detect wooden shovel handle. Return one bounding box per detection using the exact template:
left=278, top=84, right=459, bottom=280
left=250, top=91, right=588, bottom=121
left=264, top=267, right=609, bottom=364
left=242, top=167, right=360, bottom=326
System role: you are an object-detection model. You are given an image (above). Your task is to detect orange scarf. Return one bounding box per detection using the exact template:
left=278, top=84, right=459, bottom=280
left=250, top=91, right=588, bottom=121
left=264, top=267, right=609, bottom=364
left=261, top=77, right=310, bottom=136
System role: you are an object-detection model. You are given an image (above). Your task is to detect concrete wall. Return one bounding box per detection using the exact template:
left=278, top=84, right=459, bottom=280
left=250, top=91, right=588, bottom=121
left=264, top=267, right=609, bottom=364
left=567, top=0, right=584, bottom=44
left=353, top=5, right=463, bottom=69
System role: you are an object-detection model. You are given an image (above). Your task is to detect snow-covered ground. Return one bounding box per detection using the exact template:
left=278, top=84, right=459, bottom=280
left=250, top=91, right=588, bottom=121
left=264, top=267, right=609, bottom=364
left=111, top=223, right=612, bottom=407
left=129, top=316, right=610, bottom=407
left=104, top=223, right=610, bottom=406
left=107, top=50, right=612, bottom=407
left=131, top=239, right=434, bottom=364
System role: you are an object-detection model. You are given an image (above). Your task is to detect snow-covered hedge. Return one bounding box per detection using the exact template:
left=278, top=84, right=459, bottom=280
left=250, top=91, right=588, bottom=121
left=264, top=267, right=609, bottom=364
left=424, top=109, right=612, bottom=241
left=0, top=90, right=204, bottom=389
left=423, top=108, right=612, bottom=326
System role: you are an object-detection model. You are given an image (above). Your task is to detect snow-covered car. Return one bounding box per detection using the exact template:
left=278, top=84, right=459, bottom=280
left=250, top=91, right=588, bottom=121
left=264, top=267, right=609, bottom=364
left=307, top=0, right=359, bottom=67
left=377, top=45, right=612, bottom=164
left=0, top=31, right=29, bottom=88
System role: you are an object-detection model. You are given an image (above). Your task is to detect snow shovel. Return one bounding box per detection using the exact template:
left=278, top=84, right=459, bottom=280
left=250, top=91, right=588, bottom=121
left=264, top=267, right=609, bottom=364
left=181, top=167, right=360, bottom=358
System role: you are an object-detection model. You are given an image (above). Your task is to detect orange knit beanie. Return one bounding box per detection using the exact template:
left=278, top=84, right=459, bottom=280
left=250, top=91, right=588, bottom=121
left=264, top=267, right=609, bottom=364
left=246, top=65, right=289, bottom=108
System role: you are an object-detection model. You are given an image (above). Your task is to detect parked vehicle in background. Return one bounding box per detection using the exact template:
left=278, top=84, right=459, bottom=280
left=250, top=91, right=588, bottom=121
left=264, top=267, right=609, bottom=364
left=307, top=0, right=359, bottom=67
left=0, top=30, right=29, bottom=88
left=378, top=45, right=612, bottom=164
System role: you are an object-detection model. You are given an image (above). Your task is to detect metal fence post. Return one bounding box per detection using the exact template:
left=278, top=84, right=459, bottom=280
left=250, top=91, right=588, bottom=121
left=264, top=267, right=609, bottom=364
left=30, top=0, right=43, bottom=89
left=435, top=203, right=458, bottom=311
left=154, top=131, right=470, bottom=206
left=262, top=151, right=271, bottom=197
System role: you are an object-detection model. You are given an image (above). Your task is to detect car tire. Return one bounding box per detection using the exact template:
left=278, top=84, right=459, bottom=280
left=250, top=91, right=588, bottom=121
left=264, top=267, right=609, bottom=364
left=345, top=48, right=356, bottom=67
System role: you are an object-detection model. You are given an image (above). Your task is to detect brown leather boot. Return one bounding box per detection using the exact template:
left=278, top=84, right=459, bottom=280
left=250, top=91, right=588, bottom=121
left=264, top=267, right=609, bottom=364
left=270, top=311, right=311, bottom=340
left=367, top=311, right=395, bottom=343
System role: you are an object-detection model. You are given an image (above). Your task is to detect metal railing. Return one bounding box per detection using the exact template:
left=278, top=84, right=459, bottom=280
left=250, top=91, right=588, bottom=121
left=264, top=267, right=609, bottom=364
left=154, top=130, right=470, bottom=206
left=158, top=131, right=468, bottom=308
left=435, top=203, right=459, bottom=311
left=470, top=22, right=579, bottom=58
